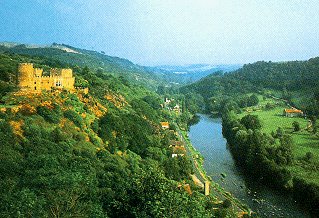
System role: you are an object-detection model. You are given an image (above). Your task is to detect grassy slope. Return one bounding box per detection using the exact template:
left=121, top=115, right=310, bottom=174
left=240, top=95, right=319, bottom=185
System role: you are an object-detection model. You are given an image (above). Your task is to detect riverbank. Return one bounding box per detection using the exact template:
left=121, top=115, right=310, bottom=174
left=236, top=105, right=319, bottom=216
left=221, top=111, right=314, bottom=217
left=188, top=114, right=312, bottom=217
left=177, top=123, right=251, bottom=215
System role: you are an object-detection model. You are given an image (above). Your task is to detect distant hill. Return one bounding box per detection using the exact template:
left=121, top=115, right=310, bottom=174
left=146, top=64, right=241, bottom=85
left=0, top=42, right=164, bottom=89
left=180, top=58, right=319, bottom=114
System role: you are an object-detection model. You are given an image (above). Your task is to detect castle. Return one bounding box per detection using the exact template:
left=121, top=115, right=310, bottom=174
left=18, top=63, right=75, bottom=92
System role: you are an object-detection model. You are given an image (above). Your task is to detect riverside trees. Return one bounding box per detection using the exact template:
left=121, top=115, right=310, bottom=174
left=222, top=112, right=294, bottom=189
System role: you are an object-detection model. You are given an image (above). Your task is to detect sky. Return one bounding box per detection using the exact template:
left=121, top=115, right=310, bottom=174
left=1, top=0, right=319, bottom=65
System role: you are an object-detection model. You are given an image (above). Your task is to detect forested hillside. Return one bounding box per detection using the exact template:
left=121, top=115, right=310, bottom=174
left=181, top=58, right=319, bottom=116
left=0, top=51, right=240, bottom=217
left=0, top=43, right=163, bottom=89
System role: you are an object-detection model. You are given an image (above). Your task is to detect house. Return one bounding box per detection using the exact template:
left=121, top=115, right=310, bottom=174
left=160, top=121, right=169, bottom=130
left=173, top=146, right=186, bottom=154
left=173, top=104, right=181, bottom=113
left=169, top=140, right=184, bottom=147
left=172, top=153, right=185, bottom=158
left=177, top=183, right=192, bottom=195
left=283, top=108, right=304, bottom=117
left=165, top=98, right=171, bottom=104
left=171, top=145, right=186, bottom=158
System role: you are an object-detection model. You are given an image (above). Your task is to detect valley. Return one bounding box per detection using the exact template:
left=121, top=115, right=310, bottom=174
left=1, top=1, right=319, bottom=217
left=0, top=42, right=319, bottom=217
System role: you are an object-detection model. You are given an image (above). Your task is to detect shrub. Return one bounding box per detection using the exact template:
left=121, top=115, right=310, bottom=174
left=36, top=104, right=62, bottom=124
left=292, top=121, right=300, bottom=131
left=64, top=110, right=84, bottom=128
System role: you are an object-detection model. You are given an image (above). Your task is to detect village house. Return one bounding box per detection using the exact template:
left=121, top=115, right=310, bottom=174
left=171, top=153, right=185, bottom=158
left=164, top=97, right=175, bottom=109
left=171, top=145, right=186, bottom=158
left=173, top=104, right=181, bottom=113
left=169, top=140, right=184, bottom=148
left=164, top=97, right=172, bottom=105
left=283, top=108, right=304, bottom=117
left=160, top=121, right=170, bottom=130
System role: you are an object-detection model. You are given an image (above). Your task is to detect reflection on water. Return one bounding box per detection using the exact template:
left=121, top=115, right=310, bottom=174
left=188, top=114, right=310, bottom=218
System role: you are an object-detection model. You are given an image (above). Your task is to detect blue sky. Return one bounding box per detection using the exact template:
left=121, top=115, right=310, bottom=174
left=1, top=0, right=319, bottom=65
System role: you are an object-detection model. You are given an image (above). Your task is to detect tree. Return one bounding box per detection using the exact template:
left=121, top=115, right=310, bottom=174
left=305, top=152, right=314, bottom=162
left=240, top=114, right=262, bottom=130
left=248, top=94, right=259, bottom=106
left=292, top=121, right=300, bottom=131
left=276, top=127, right=284, bottom=138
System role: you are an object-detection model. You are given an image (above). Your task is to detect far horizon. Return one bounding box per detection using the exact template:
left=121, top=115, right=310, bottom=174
left=1, top=41, right=314, bottom=68
left=1, top=1, right=319, bottom=66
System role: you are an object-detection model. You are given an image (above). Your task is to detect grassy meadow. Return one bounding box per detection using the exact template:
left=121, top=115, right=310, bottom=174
left=240, top=96, right=319, bottom=185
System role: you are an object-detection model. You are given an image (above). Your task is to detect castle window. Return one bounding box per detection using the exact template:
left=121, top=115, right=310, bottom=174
left=34, top=87, right=37, bottom=90
left=56, top=81, right=62, bottom=87
left=34, top=82, right=36, bottom=84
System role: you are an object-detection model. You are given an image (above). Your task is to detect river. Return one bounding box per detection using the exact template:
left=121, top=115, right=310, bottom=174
left=188, top=114, right=311, bottom=218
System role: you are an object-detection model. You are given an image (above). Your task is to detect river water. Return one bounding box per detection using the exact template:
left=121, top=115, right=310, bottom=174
left=188, top=114, right=310, bottom=218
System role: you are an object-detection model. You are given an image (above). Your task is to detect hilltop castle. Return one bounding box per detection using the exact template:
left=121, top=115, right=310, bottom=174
left=18, top=63, right=75, bottom=93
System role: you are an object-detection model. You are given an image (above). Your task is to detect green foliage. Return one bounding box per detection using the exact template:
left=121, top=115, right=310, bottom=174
left=248, top=94, right=259, bottom=106
left=164, top=156, right=193, bottom=181
left=64, top=109, right=84, bottom=128
left=293, top=178, right=319, bottom=215
left=292, top=121, right=300, bottom=131
left=223, top=112, right=294, bottom=188
left=305, top=152, right=314, bottom=162
left=0, top=46, right=238, bottom=217
left=184, top=92, right=205, bottom=113
left=180, top=58, right=319, bottom=118
left=142, top=95, right=162, bottom=110
left=238, top=94, right=259, bottom=108
left=0, top=81, right=16, bottom=98
left=240, top=114, right=262, bottom=130
left=36, top=103, right=62, bottom=124
left=131, top=98, right=160, bottom=122
left=0, top=103, right=217, bottom=217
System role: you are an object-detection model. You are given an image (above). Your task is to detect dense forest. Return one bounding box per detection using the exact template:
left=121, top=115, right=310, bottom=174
left=0, top=51, right=240, bottom=217
left=181, top=58, right=319, bottom=117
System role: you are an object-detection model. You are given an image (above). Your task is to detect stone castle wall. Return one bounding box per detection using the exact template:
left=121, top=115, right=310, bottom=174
left=18, top=63, right=75, bottom=92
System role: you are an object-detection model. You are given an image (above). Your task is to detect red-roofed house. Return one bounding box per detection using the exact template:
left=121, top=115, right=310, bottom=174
left=160, top=122, right=169, bottom=130
left=283, top=108, right=304, bottom=117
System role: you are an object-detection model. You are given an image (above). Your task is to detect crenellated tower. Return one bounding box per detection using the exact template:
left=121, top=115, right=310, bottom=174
left=18, top=63, right=34, bottom=89
left=34, top=68, right=43, bottom=77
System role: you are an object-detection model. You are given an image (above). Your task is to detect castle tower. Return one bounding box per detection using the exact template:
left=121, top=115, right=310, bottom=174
left=34, top=68, right=43, bottom=77
left=60, top=68, right=75, bottom=90
left=18, top=63, right=34, bottom=89
left=61, top=69, right=72, bottom=78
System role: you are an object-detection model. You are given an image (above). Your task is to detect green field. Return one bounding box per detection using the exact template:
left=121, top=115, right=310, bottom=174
left=240, top=98, right=319, bottom=185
